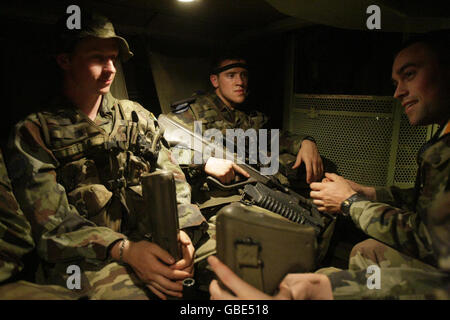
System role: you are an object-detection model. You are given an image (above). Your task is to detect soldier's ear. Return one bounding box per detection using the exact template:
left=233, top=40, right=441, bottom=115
left=210, top=74, right=219, bottom=89
left=56, top=53, right=71, bottom=70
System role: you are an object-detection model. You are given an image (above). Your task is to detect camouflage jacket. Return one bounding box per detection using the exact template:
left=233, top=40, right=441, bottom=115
left=167, top=91, right=312, bottom=171
left=0, top=150, right=34, bottom=283
left=349, top=125, right=449, bottom=267
left=7, top=92, right=205, bottom=267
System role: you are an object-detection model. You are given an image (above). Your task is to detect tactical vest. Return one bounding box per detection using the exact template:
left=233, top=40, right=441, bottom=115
left=37, top=98, right=164, bottom=235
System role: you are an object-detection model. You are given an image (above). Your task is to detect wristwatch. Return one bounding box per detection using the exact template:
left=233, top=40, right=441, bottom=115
left=340, top=193, right=367, bottom=216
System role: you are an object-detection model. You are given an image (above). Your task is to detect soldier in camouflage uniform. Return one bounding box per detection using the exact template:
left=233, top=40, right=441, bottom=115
left=207, top=32, right=450, bottom=300
left=310, top=32, right=449, bottom=274
left=166, top=54, right=326, bottom=193
left=0, top=149, right=80, bottom=299
left=6, top=12, right=208, bottom=300
left=164, top=55, right=337, bottom=275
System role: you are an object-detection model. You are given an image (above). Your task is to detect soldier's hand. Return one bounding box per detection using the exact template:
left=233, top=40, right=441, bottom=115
left=170, top=230, right=195, bottom=275
left=123, top=240, right=192, bottom=300
left=277, top=273, right=333, bottom=300
left=292, top=140, right=323, bottom=184
left=310, top=173, right=356, bottom=213
left=208, top=256, right=333, bottom=300
left=204, top=157, right=250, bottom=184
left=208, top=256, right=273, bottom=300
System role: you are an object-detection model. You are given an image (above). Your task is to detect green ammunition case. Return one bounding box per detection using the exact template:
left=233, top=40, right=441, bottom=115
left=216, top=202, right=317, bottom=295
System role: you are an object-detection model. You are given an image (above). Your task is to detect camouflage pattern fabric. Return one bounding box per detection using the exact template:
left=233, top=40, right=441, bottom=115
left=0, top=149, right=82, bottom=299
left=347, top=239, right=437, bottom=272
left=348, top=130, right=449, bottom=267
left=34, top=260, right=153, bottom=300
left=428, top=191, right=450, bottom=272
left=427, top=190, right=450, bottom=299
left=316, top=128, right=450, bottom=299
left=0, top=281, right=82, bottom=300
left=0, top=150, right=34, bottom=283
left=6, top=92, right=208, bottom=295
left=315, top=240, right=448, bottom=299
left=327, top=267, right=448, bottom=300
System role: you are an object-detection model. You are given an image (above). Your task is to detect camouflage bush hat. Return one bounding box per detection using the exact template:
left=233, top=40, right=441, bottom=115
left=53, top=11, right=133, bottom=61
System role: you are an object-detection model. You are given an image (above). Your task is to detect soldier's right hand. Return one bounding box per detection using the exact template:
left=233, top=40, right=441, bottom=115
left=123, top=240, right=193, bottom=300
left=204, top=157, right=249, bottom=184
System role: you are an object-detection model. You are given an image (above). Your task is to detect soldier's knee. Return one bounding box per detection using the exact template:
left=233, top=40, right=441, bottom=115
left=350, top=239, right=382, bottom=258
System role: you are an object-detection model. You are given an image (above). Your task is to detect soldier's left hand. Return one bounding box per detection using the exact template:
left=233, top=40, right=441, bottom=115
left=277, top=273, right=333, bottom=300
left=310, top=173, right=356, bottom=213
left=208, top=256, right=274, bottom=300
left=292, top=140, right=323, bottom=183
left=208, top=256, right=333, bottom=300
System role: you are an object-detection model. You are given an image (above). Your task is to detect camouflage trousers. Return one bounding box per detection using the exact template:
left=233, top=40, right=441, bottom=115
left=316, top=239, right=446, bottom=299
left=36, top=246, right=218, bottom=301
left=0, top=280, right=82, bottom=300
left=35, top=261, right=153, bottom=300
left=317, top=238, right=437, bottom=275
left=348, top=239, right=437, bottom=272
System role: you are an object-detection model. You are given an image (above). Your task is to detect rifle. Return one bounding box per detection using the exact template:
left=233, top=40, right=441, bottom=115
left=158, top=114, right=329, bottom=233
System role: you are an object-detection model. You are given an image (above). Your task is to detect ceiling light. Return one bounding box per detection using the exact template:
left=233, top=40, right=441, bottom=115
left=178, top=0, right=196, bottom=2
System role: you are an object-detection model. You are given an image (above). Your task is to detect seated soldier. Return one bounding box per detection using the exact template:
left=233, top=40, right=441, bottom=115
left=163, top=55, right=338, bottom=272
left=166, top=53, right=326, bottom=194
left=310, top=31, right=449, bottom=275
left=6, top=11, right=210, bottom=300
left=0, top=149, right=79, bottom=300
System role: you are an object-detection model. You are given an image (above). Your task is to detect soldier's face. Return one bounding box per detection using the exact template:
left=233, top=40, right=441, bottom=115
left=210, top=59, right=248, bottom=108
left=58, top=37, right=118, bottom=96
left=392, top=42, right=450, bottom=126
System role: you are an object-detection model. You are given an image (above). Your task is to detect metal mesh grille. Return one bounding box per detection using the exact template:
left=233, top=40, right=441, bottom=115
left=291, top=94, right=429, bottom=187
left=294, top=94, right=394, bottom=113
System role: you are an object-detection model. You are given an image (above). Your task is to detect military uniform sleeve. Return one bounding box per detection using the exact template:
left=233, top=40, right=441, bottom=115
left=328, top=267, right=448, bottom=299
left=428, top=191, right=450, bottom=272
left=348, top=200, right=434, bottom=263
left=349, top=137, right=449, bottom=263
left=7, top=116, right=125, bottom=265
left=0, top=150, right=35, bottom=283
left=374, top=185, right=417, bottom=209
